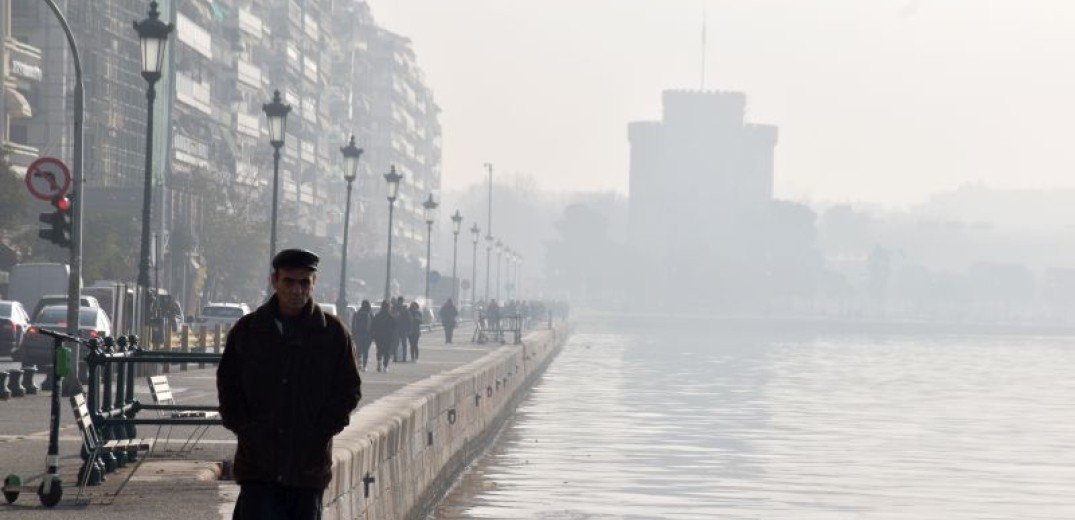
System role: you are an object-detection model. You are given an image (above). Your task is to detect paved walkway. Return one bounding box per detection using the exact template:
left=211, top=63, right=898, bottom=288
left=0, top=324, right=518, bottom=519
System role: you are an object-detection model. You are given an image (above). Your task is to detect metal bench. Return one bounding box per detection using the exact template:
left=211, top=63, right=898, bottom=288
left=146, top=375, right=219, bottom=453
left=70, top=393, right=154, bottom=503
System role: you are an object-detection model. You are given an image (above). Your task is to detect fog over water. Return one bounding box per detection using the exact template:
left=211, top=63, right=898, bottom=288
left=433, top=315, right=1075, bottom=519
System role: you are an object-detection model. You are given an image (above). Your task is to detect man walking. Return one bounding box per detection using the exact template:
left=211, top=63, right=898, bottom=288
left=439, top=298, right=458, bottom=343
left=217, top=249, right=362, bottom=520
left=371, top=300, right=396, bottom=372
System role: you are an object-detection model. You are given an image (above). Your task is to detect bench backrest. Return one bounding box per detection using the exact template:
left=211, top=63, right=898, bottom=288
left=70, top=393, right=102, bottom=451
left=147, top=375, right=176, bottom=407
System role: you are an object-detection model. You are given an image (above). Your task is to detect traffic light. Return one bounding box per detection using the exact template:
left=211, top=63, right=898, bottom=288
left=38, top=195, right=71, bottom=248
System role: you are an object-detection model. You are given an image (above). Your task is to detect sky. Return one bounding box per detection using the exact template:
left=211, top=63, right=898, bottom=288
left=367, top=0, right=1075, bottom=207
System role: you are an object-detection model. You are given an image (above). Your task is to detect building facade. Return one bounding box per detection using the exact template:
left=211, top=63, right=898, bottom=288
left=6, top=0, right=442, bottom=309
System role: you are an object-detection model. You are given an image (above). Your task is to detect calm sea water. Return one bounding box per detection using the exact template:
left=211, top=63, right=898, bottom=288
left=431, top=316, right=1075, bottom=520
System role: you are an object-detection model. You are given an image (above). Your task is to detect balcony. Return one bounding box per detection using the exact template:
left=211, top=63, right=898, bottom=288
left=2, top=141, right=39, bottom=174
left=5, top=38, right=43, bottom=83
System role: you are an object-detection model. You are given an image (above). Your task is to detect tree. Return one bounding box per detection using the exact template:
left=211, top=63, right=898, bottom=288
left=82, top=210, right=139, bottom=282
left=0, top=149, right=28, bottom=234
left=199, top=208, right=269, bottom=305
left=544, top=203, right=624, bottom=301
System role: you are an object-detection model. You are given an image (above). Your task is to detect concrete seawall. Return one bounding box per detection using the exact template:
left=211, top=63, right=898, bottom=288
left=323, top=325, right=569, bottom=520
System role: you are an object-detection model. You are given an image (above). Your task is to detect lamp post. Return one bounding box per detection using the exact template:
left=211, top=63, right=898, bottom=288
left=134, top=1, right=173, bottom=334
left=336, top=135, right=363, bottom=314
left=383, top=165, right=402, bottom=301
left=450, top=210, right=463, bottom=303
left=470, top=223, right=480, bottom=309
left=483, top=162, right=493, bottom=302
left=485, top=234, right=493, bottom=302
left=422, top=194, right=439, bottom=303
left=515, top=253, right=523, bottom=300
left=263, top=90, right=291, bottom=268
left=504, top=249, right=513, bottom=300
left=495, top=239, right=503, bottom=301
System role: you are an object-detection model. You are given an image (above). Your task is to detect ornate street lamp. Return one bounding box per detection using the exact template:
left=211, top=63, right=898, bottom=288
left=450, top=210, right=463, bottom=303
left=336, top=135, right=362, bottom=314
left=383, top=165, right=403, bottom=300
left=134, top=0, right=173, bottom=334
left=470, top=223, right=480, bottom=310
left=422, top=193, right=439, bottom=303
left=263, top=90, right=291, bottom=267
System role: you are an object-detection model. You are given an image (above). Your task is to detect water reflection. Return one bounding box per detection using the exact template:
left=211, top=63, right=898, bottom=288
left=433, top=319, right=1075, bottom=519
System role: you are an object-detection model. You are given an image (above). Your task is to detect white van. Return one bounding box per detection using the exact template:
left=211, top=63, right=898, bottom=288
left=8, top=263, right=73, bottom=315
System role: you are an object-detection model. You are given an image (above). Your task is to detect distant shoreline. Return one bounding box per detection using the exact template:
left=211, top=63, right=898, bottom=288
left=575, top=309, right=1075, bottom=337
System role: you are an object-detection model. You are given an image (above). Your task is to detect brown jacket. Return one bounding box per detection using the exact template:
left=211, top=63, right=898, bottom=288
left=216, top=296, right=362, bottom=489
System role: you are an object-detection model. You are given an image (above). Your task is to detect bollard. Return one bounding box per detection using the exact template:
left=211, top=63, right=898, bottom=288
left=181, top=328, right=194, bottom=373
left=181, top=328, right=191, bottom=372
left=8, top=369, right=25, bottom=397
left=22, top=365, right=39, bottom=395
left=0, top=371, right=9, bottom=400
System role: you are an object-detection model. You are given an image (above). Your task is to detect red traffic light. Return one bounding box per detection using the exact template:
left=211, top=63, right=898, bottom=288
left=53, top=196, right=70, bottom=212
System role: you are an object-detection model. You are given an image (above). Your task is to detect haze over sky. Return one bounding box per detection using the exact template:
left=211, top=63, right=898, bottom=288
left=368, top=0, right=1075, bottom=207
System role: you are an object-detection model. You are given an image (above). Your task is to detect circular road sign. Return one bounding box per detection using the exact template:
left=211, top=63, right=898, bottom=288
left=24, top=157, right=71, bottom=201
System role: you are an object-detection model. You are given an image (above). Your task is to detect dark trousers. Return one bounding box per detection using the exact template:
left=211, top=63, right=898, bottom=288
left=443, top=324, right=454, bottom=343
left=232, top=481, right=322, bottom=520
left=374, top=337, right=392, bottom=369
left=396, top=331, right=408, bottom=362
left=356, top=337, right=372, bottom=368
left=408, top=332, right=420, bottom=360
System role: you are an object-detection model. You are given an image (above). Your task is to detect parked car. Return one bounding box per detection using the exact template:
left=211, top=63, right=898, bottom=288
left=0, top=300, right=32, bottom=357
left=14, top=305, right=112, bottom=368
left=190, top=303, right=250, bottom=332
left=30, top=294, right=100, bottom=321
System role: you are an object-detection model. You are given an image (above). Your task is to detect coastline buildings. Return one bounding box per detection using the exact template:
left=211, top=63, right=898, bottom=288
left=4, top=0, right=441, bottom=309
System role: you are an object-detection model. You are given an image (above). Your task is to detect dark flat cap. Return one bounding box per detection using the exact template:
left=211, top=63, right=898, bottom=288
left=272, top=248, right=319, bottom=271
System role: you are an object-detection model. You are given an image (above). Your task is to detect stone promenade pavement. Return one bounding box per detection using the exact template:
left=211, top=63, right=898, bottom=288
left=0, top=324, right=510, bottom=519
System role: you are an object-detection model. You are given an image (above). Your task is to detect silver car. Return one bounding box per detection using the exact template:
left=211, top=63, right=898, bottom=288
left=15, top=305, right=112, bottom=367
left=191, top=303, right=250, bottom=332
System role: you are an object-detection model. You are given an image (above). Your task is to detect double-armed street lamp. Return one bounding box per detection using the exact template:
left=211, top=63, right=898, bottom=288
left=263, top=90, right=291, bottom=267
left=134, top=0, right=173, bottom=332
left=470, top=223, right=480, bottom=308
left=450, top=210, right=463, bottom=303
left=422, top=194, right=439, bottom=303
left=336, top=136, right=363, bottom=314
left=383, top=166, right=403, bottom=301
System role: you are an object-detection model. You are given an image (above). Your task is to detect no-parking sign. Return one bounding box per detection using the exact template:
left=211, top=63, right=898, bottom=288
left=24, top=157, right=71, bottom=201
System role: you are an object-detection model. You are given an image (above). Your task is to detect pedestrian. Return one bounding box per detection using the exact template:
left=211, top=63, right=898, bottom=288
left=371, top=299, right=396, bottom=372
left=393, top=297, right=411, bottom=362
left=217, top=248, right=362, bottom=520
left=488, top=299, right=501, bottom=342
left=439, top=298, right=458, bottom=343
left=350, top=299, right=373, bottom=371
left=407, top=301, right=422, bottom=360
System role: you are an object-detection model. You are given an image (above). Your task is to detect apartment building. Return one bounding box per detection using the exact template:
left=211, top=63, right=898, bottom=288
left=10, top=0, right=442, bottom=306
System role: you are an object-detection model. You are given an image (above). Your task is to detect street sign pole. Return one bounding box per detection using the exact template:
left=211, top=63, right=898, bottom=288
left=40, top=0, right=85, bottom=397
